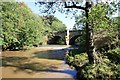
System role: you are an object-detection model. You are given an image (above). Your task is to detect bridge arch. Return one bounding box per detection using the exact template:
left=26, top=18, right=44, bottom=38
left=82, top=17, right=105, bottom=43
left=69, top=35, right=81, bottom=45
left=47, top=30, right=82, bottom=45
left=47, top=36, right=65, bottom=45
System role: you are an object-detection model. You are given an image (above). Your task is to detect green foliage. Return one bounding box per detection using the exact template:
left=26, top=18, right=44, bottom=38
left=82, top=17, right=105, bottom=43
left=42, top=15, right=66, bottom=35
left=57, top=38, right=65, bottom=45
left=74, top=2, right=119, bottom=52
left=51, top=16, right=66, bottom=31
left=1, top=2, right=43, bottom=50
left=105, top=48, right=120, bottom=64
left=1, top=2, right=66, bottom=50
left=78, top=51, right=120, bottom=79
left=66, top=51, right=88, bottom=67
left=89, top=3, right=118, bottom=37
left=66, top=48, right=120, bottom=79
left=78, top=30, right=86, bottom=53
left=90, top=3, right=119, bottom=51
left=73, top=53, right=87, bottom=66
left=0, top=32, right=2, bottom=45
left=79, top=59, right=114, bottom=79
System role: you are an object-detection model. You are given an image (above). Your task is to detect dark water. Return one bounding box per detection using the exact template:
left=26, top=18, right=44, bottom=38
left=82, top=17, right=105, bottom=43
left=33, top=49, right=66, bottom=60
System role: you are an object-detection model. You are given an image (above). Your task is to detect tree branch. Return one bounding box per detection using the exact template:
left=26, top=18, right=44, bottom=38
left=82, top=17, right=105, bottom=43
left=64, top=2, right=85, bottom=10
left=44, top=2, right=55, bottom=13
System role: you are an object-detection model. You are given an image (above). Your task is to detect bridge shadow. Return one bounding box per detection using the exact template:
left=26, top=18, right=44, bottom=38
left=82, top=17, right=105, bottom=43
left=33, top=49, right=67, bottom=60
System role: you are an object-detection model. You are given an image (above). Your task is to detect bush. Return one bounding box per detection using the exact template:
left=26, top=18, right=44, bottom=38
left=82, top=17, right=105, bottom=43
left=77, top=58, right=116, bottom=79
left=105, top=48, right=120, bottom=64
left=66, top=48, right=120, bottom=79
left=76, top=55, right=120, bottom=79
left=66, top=51, right=88, bottom=67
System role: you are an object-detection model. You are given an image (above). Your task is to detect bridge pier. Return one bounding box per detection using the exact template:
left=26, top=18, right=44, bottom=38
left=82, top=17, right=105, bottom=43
left=47, top=30, right=81, bottom=45
left=42, top=36, right=48, bottom=45
left=66, top=29, right=69, bottom=45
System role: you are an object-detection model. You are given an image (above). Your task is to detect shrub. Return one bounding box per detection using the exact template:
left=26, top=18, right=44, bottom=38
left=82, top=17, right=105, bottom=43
left=105, top=48, right=120, bottom=64
left=66, top=48, right=120, bottom=79
left=66, top=51, right=87, bottom=67
left=77, top=58, right=114, bottom=79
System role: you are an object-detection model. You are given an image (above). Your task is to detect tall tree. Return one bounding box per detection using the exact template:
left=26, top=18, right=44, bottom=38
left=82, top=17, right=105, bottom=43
left=1, top=2, right=45, bottom=50
left=75, top=2, right=119, bottom=50
left=37, top=0, right=119, bottom=64
left=1, top=2, right=67, bottom=50
left=42, top=15, right=66, bottom=32
left=37, top=0, right=98, bottom=64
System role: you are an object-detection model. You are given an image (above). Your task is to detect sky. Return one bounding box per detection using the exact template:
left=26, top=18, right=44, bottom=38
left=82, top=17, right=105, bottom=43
left=17, top=0, right=119, bottom=29
left=17, top=0, right=76, bottom=30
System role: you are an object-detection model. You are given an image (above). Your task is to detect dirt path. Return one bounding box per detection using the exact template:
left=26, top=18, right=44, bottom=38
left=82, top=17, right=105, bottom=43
left=1, top=47, right=77, bottom=79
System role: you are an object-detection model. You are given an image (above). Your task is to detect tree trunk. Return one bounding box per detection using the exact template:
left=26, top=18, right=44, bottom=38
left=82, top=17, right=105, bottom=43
left=85, top=2, right=98, bottom=64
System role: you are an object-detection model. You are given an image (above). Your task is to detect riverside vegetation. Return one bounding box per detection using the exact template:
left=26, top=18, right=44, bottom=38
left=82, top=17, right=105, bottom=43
left=1, top=1, right=120, bottom=79
left=0, top=2, right=66, bottom=51
left=65, top=2, right=120, bottom=79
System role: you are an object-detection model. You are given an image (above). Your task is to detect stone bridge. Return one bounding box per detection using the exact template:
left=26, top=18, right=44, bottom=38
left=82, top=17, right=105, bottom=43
left=47, top=30, right=83, bottom=45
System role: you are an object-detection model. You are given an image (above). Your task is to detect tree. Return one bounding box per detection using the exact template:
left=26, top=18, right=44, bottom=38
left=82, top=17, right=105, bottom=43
left=42, top=15, right=66, bottom=45
left=1, top=2, right=45, bottom=50
left=42, top=15, right=66, bottom=32
left=1, top=2, right=67, bottom=50
left=37, top=0, right=98, bottom=64
left=64, top=2, right=119, bottom=79
left=90, top=3, right=119, bottom=51
left=37, top=0, right=119, bottom=64
left=1, top=2, right=20, bottom=50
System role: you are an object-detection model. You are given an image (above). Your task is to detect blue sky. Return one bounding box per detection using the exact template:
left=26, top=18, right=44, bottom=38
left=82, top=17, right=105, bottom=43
left=17, top=0, right=76, bottom=30
left=17, top=0, right=118, bottom=29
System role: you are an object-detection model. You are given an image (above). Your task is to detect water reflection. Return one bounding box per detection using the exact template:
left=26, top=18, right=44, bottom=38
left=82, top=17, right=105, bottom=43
left=33, top=49, right=66, bottom=60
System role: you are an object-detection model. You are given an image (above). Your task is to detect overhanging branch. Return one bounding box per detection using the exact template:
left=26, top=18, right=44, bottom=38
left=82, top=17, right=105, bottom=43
left=64, top=2, right=85, bottom=10
left=44, top=2, right=55, bottom=13
left=65, top=6, right=85, bottom=10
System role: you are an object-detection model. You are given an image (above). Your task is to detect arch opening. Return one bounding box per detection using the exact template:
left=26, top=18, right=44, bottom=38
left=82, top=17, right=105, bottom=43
left=69, top=35, right=81, bottom=45
left=48, top=36, right=65, bottom=45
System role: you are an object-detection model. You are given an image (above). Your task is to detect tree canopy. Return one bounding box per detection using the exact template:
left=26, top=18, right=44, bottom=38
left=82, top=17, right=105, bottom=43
left=1, top=2, right=66, bottom=50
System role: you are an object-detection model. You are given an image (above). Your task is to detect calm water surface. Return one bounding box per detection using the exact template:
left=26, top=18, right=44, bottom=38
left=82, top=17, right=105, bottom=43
left=34, top=49, right=66, bottom=60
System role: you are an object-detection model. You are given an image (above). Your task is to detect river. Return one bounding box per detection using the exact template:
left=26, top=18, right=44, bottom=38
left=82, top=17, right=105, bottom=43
left=1, top=45, right=77, bottom=79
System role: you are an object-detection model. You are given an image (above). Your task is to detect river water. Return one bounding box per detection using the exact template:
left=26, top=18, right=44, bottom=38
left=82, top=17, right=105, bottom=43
left=2, top=45, right=77, bottom=79
left=36, top=45, right=77, bottom=79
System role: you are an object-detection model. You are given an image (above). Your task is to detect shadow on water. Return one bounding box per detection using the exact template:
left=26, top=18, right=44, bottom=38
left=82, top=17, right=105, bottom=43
left=2, top=57, right=55, bottom=72
left=32, top=49, right=77, bottom=78
left=33, top=49, right=67, bottom=60
left=2, top=46, right=77, bottom=79
left=2, top=49, right=68, bottom=71
left=2, top=56, right=77, bottom=78
left=1, top=57, right=29, bottom=67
